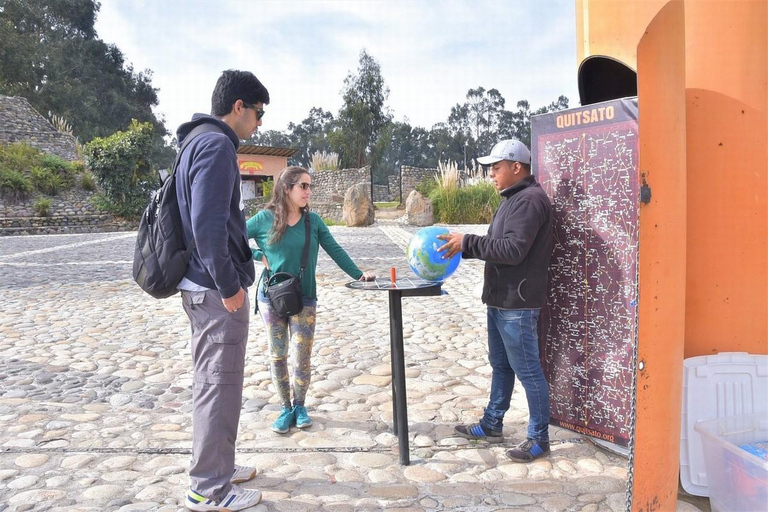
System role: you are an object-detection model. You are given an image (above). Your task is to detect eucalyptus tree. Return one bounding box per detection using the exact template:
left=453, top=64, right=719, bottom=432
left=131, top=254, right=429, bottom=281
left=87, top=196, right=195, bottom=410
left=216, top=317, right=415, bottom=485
left=448, top=87, right=506, bottom=156
left=286, top=107, right=335, bottom=167
left=331, top=49, right=392, bottom=169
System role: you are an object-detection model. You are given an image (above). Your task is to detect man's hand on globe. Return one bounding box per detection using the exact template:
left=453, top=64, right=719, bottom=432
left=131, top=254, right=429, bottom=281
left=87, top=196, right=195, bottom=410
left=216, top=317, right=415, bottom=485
left=437, top=232, right=464, bottom=259
left=408, top=227, right=462, bottom=281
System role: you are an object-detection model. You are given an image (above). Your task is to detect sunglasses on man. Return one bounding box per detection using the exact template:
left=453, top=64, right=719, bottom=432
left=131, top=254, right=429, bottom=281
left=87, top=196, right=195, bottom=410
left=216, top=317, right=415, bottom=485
left=242, top=101, right=265, bottom=120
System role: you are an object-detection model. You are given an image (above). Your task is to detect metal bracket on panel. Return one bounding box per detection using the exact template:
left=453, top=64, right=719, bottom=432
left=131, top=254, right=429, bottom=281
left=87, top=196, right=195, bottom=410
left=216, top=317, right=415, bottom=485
left=640, top=173, right=651, bottom=204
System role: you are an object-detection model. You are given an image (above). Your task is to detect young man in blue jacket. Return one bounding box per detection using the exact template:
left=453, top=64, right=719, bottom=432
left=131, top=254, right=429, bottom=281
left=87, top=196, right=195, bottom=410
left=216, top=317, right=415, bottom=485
left=175, top=70, right=268, bottom=511
left=438, top=139, right=555, bottom=463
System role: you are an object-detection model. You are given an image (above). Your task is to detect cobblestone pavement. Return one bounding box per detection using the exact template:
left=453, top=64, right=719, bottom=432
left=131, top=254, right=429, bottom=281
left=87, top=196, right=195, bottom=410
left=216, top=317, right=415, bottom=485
left=0, top=222, right=703, bottom=511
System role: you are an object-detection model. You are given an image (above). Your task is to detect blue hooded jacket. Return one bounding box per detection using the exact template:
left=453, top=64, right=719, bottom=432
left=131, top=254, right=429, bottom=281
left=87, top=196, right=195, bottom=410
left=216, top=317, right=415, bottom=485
left=175, top=114, right=255, bottom=298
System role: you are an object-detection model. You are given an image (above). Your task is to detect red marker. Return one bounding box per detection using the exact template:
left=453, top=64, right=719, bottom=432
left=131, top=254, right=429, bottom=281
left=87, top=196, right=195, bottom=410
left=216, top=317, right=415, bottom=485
left=390, top=267, right=397, bottom=283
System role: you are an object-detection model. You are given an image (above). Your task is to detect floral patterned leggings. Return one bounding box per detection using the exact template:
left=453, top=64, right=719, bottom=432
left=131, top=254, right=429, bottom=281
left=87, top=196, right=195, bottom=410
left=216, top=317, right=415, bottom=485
left=257, top=299, right=317, bottom=407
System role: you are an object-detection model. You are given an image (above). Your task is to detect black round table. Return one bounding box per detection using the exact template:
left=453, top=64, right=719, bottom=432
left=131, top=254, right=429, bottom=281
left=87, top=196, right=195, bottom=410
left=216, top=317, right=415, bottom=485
left=347, top=277, right=443, bottom=465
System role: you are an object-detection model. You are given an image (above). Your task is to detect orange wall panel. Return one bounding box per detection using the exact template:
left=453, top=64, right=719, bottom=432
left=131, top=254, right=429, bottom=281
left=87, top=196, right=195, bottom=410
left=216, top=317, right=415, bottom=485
left=683, top=0, right=768, bottom=357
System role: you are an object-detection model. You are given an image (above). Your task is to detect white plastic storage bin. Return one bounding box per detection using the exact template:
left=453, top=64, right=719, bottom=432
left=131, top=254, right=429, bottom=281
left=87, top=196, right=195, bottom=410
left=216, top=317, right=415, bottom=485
left=694, top=412, right=768, bottom=512
left=680, top=352, right=768, bottom=496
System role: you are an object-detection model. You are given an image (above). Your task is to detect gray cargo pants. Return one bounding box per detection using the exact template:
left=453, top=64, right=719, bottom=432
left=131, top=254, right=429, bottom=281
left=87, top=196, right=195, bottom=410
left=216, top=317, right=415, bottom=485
left=181, top=289, right=249, bottom=500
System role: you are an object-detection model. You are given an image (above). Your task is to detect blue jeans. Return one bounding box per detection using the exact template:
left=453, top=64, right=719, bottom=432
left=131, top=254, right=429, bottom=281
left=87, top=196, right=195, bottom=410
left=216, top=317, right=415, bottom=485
left=480, top=307, right=550, bottom=442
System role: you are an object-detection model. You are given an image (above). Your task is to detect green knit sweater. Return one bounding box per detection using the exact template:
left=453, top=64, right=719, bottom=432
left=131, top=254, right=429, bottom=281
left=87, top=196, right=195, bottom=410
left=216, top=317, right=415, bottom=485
left=246, top=210, right=363, bottom=299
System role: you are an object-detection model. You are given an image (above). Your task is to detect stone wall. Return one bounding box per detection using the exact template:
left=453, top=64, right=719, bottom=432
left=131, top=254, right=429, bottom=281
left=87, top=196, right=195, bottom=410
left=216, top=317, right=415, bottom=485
left=310, top=167, right=371, bottom=203
left=372, top=184, right=391, bottom=202
left=309, top=165, right=433, bottom=205
left=0, top=188, right=136, bottom=235
left=0, top=95, right=78, bottom=161
left=401, top=166, right=436, bottom=203
left=311, top=202, right=344, bottom=223
left=387, top=174, right=400, bottom=202
left=243, top=197, right=269, bottom=219
left=0, top=213, right=136, bottom=236
left=245, top=199, right=344, bottom=224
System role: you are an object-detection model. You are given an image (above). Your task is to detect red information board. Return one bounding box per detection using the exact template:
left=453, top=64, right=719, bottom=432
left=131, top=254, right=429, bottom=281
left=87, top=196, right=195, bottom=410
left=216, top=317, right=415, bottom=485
left=532, top=98, right=639, bottom=447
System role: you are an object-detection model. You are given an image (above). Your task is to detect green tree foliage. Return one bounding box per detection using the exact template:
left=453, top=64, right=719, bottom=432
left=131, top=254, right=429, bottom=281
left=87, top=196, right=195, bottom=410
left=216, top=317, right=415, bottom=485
left=371, top=121, right=431, bottom=183
left=0, top=0, right=174, bottom=167
left=424, top=123, right=472, bottom=171
left=83, top=119, right=156, bottom=218
left=497, top=95, right=570, bottom=148
left=250, top=107, right=337, bottom=168
left=449, top=89, right=569, bottom=157
left=332, top=49, right=392, bottom=169
left=449, top=87, right=505, bottom=157
left=286, top=107, right=336, bottom=167
left=249, top=129, right=292, bottom=150
left=246, top=48, right=569, bottom=184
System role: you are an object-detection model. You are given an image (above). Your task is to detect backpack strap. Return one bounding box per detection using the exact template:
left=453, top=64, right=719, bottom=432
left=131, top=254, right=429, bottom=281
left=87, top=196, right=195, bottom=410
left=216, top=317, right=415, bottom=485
left=169, top=123, right=224, bottom=180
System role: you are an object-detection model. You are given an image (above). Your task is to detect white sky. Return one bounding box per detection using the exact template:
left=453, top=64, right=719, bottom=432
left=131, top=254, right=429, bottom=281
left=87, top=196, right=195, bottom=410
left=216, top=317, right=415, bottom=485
left=95, top=0, right=581, bottom=138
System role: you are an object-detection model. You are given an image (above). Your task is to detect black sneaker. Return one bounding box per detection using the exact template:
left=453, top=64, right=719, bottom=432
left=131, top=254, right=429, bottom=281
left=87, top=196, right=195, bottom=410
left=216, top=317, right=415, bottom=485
left=505, top=438, right=550, bottom=462
left=453, top=423, right=504, bottom=443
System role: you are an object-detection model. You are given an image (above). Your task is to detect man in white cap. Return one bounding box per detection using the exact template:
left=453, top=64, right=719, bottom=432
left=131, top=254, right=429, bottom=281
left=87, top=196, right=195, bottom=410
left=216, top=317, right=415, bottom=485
left=437, top=138, right=554, bottom=462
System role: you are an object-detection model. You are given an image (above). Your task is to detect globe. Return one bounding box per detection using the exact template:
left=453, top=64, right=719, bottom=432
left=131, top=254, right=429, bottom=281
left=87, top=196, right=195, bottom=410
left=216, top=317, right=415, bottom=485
left=406, top=226, right=461, bottom=282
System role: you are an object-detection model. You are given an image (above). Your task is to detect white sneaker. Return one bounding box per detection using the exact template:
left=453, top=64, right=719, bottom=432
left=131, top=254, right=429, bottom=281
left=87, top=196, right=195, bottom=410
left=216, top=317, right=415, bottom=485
left=186, top=484, right=262, bottom=511
left=231, top=464, right=257, bottom=484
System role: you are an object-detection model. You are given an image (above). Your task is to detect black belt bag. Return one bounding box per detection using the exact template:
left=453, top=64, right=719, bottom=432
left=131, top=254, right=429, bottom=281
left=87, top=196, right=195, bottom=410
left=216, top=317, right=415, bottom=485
left=264, top=212, right=310, bottom=319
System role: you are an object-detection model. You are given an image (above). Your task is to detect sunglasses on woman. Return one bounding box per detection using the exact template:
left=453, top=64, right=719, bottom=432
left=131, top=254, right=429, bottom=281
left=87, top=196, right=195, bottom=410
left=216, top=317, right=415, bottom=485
left=293, top=182, right=312, bottom=190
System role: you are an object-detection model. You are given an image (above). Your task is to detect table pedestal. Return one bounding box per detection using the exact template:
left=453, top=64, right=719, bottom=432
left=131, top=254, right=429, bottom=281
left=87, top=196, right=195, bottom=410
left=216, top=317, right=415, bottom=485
left=385, top=285, right=442, bottom=465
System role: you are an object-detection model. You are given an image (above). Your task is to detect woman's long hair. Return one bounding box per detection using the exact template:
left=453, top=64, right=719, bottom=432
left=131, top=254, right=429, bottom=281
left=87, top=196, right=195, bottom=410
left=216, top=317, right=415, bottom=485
left=264, top=166, right=310, bottom=244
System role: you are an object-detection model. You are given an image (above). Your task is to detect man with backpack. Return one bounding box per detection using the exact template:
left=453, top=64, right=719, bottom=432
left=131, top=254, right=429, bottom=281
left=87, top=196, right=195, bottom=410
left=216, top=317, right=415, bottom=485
left=175, top=69, right=269, bottom=511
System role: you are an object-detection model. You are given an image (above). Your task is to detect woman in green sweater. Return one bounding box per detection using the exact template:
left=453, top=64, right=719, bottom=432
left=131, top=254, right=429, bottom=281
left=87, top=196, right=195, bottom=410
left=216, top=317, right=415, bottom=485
left=247, top=166, right=374, bottom=434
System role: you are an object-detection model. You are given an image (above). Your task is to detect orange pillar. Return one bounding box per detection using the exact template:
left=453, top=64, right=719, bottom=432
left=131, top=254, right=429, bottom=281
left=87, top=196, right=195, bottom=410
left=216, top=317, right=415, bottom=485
left=633, top=3, right=688, bottom=510
left=683, top=0, right=768, bottom=357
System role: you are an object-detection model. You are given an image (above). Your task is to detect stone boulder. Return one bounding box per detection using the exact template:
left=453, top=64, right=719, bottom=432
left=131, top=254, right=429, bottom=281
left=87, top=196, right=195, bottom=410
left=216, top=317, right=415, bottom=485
left=405, top=190, right=433, bottom=226
left=342, top=183, right=374, bottom=227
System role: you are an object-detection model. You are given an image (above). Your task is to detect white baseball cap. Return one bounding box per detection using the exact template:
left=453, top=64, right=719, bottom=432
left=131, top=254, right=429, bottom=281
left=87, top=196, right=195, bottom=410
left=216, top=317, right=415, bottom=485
left=476, top=139, right=531, bottom=165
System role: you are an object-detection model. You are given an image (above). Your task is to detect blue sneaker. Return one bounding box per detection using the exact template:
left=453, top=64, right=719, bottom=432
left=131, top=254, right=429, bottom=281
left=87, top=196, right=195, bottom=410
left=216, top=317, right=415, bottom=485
left=505, top=438, right=551, bottom=462
left=454, top=423, right=504, bottom=443
left=272, top=406, right=294, bottom=434
left=294, top=405, right=312, bottom=428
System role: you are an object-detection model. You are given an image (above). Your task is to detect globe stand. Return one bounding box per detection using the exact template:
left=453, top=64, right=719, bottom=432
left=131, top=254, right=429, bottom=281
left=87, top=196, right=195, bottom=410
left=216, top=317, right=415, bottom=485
left=346, top=277, right=443, bottom=465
